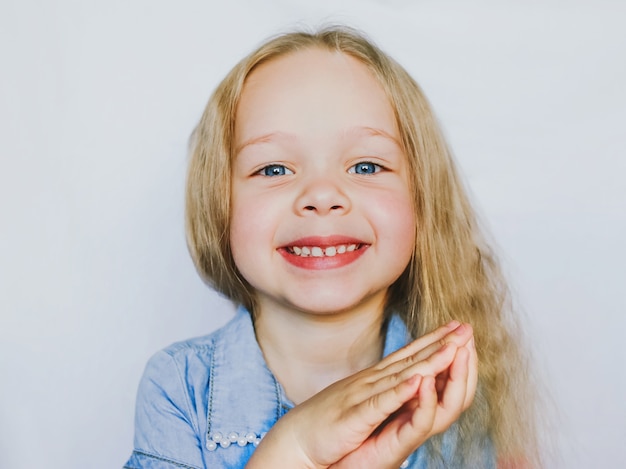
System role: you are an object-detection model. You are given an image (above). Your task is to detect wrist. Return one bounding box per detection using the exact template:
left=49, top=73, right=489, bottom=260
left=245, top=412, right=325, bottom=469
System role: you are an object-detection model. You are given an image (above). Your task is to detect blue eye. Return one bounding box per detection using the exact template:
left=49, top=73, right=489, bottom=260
left=259, top=164, right=293, bottom=176
left=349, top=162, right=381, bottom=174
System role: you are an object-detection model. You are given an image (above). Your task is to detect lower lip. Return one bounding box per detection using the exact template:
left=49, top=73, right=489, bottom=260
left=278, top=246, right=369, bottom=270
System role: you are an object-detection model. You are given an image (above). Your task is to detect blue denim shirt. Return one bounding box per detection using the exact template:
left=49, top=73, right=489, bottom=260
left=124, top=307, right=494, bottom=468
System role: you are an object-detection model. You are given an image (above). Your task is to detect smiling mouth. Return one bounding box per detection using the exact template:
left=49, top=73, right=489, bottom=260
left=287, top=243, right=363, bottom=258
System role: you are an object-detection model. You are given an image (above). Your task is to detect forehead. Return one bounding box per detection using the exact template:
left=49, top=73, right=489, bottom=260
left=234, top=48, right=399, bottom=147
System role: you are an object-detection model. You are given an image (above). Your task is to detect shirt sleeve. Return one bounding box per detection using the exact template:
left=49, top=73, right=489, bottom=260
left=124, top=350, right=204, bottom=469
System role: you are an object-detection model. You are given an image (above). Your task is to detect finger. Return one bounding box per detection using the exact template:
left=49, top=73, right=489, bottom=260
left=367, top=343, right=458, bottom=398
left=435, top=336, right=477, bottom=407
left=375, top=324, right=474, bottom=379
left=348, top=374, right=424, bottom=432
left=337, top=377, right=439, bottom=469
left=432, top=347, right=470, bottom=434
left=376, top=320, right=461, bottom=368
left=407, top=375, right=438, bottom=436
left=390, top=376, right=439, bottom=458
left=463, top=339, right=478, bottom=410
left=346, top=327, right=471, bottom=409
left=408, top=323, right=474, bottom=367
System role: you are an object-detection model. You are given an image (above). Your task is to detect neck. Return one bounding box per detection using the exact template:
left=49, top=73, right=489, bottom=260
left=253, top=298, right=387, bottom=405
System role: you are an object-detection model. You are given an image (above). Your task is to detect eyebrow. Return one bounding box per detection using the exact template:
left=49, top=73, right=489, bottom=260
left=235, top=126, right=401, bottom=154
left=343, top=126, right=402, bottom=147
left=235, top=131, right=295, bottom=154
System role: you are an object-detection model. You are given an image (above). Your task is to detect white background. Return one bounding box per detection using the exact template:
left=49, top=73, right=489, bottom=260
left=1, top=1, right=625, bottom=467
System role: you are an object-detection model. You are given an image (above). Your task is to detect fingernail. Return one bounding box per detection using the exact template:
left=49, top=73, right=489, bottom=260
left=448, top=320, right=460, bottom=329
left=454, top=324, right=466, bottom=335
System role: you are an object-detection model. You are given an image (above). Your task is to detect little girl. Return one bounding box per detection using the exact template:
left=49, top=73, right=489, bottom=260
left=125, top=26, right=541, bottom=469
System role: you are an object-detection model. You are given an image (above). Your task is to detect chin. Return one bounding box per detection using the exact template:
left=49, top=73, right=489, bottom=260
left=287, top=292, right=386, bottom=318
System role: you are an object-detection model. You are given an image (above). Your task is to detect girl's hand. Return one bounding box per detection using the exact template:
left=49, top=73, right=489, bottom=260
left=330, top=339, right=475, bottom=468
left=246, top=321, right=477, bottom=469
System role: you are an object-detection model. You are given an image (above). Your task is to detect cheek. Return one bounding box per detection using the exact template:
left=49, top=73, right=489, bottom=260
left=229, top=194, right=255, bottom=268
left=229, top=189, right=280, bottom=270
left=373, top=191, right=417, bottom=275
left=373, top=190, right=416, bottom=243
left=393, top=207, right=417, bottom=262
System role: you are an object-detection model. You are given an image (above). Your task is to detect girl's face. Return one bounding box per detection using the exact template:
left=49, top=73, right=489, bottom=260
left=230, top=48, right=416, bottom=317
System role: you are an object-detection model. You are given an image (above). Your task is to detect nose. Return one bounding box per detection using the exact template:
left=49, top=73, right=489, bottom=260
left=294, top=176, right=351, bottom=216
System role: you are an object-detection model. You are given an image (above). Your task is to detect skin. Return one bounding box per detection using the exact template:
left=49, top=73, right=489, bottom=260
left=252, top=322, right=477, bottom=469
left=230, top=48, right=477, bottom=468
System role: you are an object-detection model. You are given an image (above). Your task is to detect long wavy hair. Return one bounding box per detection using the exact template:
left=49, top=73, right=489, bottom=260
left=186, top=26, right=543, bottom=468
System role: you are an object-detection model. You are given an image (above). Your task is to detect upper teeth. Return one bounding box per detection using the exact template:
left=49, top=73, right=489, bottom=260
left=291, top=244, right=358, bottom=257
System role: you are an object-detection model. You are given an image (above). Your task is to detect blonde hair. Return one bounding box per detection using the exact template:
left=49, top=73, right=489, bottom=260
left=186, top=26, right=543, bottom=468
